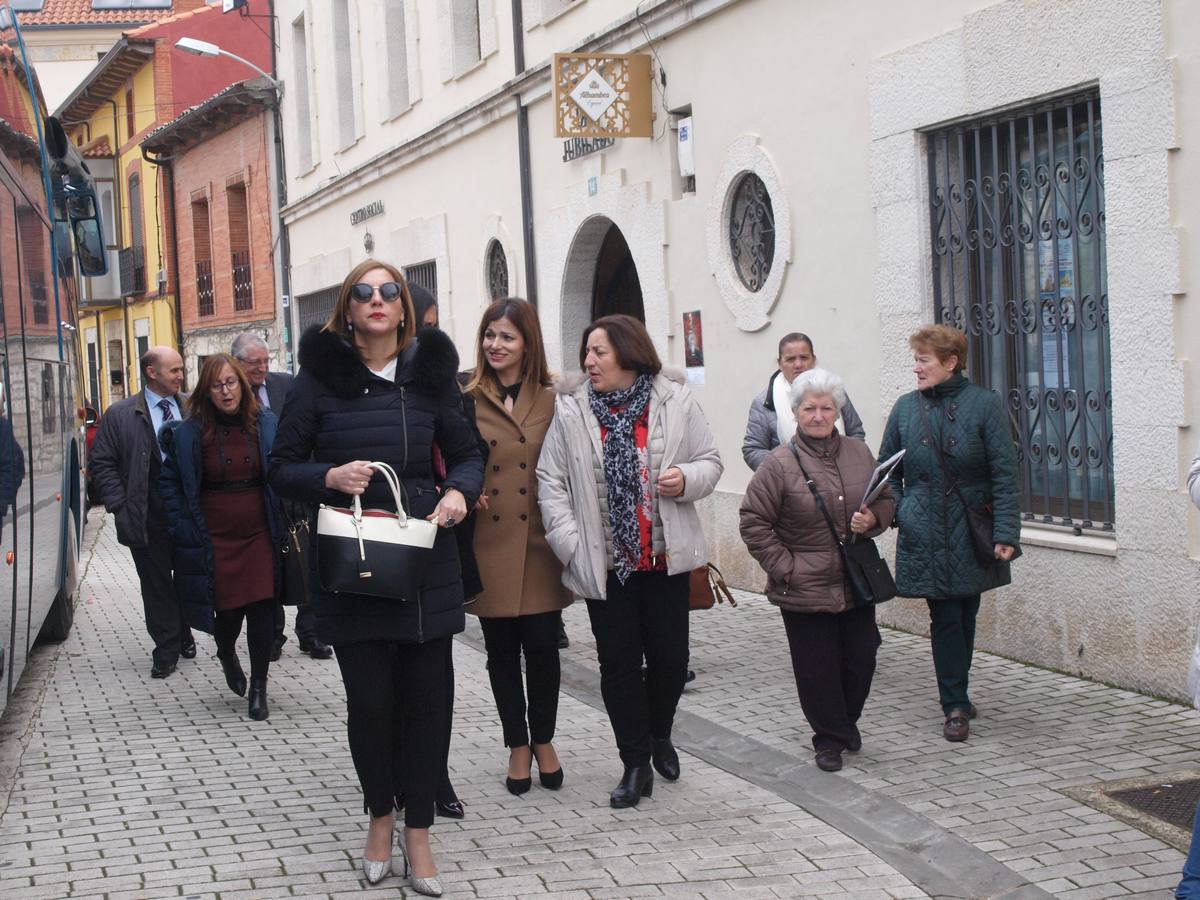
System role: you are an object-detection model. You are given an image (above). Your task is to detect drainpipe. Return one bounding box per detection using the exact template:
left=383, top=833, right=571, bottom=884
left=103, top=97, right=131, bottom=398
left=511, top=1, right=537, bottom=307
left=268, top=0, right=295, bottom=371
left=141, top=146, right=185, bottom=374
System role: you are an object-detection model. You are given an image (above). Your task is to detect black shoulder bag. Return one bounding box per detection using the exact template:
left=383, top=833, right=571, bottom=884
left=787, top=442, right=896, bottom=608
left=916, top=399, right=1020, bottom=568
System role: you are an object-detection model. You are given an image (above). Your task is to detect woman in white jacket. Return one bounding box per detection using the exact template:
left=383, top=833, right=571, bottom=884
left=537, top=314, right=723, bottom=809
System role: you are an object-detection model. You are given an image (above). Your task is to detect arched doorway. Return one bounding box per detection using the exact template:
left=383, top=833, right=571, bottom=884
left=591, top=224, right=644, bottom=321
left=560, top=216, right=645, bottom=361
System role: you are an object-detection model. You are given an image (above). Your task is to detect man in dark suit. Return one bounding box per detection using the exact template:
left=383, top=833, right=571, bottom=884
left=231, top=333, right=331, bottom=660
left=90, top=347, right=195, bottom=678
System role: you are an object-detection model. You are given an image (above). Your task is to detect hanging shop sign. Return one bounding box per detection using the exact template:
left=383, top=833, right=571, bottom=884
left=553, top=52, right=653, bottom=139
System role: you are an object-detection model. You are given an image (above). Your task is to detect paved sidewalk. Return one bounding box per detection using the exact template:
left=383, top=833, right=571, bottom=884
left=0, top=510, right=1190, bottom=898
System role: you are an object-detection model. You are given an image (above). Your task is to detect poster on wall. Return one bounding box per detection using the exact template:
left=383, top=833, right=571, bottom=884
left=683, top=310, right=704, bottom=385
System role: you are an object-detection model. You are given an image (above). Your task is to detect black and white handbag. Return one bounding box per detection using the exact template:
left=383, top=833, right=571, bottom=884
left=316, top=461, right=438, bottom=601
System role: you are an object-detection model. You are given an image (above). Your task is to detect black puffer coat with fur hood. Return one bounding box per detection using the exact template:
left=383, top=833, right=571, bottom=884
left=269, top=325, right=484, bottom=646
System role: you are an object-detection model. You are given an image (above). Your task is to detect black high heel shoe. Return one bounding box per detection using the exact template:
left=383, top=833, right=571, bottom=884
left=609, top=765, right=653, bottom=809
left=533, top=743, right=564, bottom=790
left=436, top=780, right=465, bottom=819
left=506, top=746, right=532, bottom=795
left=505, top=774, right=532, bottom=795
left=217, top=652, right=247, bottom=697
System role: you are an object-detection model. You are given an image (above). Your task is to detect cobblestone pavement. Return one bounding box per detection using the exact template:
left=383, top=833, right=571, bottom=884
left=0, top=510, right=1189, bottom=898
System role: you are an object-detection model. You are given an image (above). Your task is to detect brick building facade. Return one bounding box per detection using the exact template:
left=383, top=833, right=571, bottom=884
left=142, top=79, right=279, bottom=383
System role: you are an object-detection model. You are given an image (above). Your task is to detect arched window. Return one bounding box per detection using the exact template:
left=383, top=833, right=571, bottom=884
left=127, top=172, right=144, bottom=248
left=485, top=239, right=508, bottom=300
left=728, top=172, right=775, bottom=292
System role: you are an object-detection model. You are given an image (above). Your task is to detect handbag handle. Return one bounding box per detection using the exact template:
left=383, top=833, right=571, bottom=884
left=787, top=441, right=854, bottom=548
left=352, top=461, right=410, bottom=526
left=706, top=562, right=738, bottom=607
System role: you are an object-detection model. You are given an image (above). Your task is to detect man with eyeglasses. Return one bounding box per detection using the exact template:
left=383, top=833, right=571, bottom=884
left=231, top=333, right=332, bottom=661
left=90, top=346, right=196, bottom=679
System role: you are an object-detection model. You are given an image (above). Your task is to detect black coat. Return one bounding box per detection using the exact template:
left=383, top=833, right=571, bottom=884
left=268, top=326, right=484, bottom=646
left=158, top=410, right=284, bottom=634
left=89, top=392, right=167, bottom=547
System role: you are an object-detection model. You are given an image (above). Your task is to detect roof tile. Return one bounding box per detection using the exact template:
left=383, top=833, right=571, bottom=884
left=13, top=0, right=206, bottom=28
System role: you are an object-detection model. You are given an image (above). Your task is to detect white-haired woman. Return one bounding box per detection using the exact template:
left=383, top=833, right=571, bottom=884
left=739, top=369, right=894, bottom=773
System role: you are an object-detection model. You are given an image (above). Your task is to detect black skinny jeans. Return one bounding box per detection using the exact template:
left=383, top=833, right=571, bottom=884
left=334, top=638, right=450, bottom=828
left=479, top=610, right=561, bottom=748
left=586, top=570, right=689, bottom=768
left=214, top=598, right=274, bottom=682
left=781, top=605, right=880, bottom=753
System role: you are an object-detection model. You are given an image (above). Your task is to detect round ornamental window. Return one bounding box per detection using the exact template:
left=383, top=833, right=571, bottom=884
left=728, top=173, right=776, bottom=292
left=486, top=240, right=509, bottom=300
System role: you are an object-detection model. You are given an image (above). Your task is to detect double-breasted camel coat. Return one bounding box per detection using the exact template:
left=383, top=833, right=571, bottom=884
left=468, top=381, right=571, bottom=618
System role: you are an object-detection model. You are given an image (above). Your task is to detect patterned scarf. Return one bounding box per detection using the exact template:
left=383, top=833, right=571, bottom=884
left=588, top=374, right=653, bottom=584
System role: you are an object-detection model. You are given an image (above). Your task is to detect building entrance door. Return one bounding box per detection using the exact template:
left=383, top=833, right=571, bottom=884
left=591, top=223, right=644, bottom=322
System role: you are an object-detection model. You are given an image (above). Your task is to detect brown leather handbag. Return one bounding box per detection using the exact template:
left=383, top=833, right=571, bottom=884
left=689, top=563, right=737, bottom=611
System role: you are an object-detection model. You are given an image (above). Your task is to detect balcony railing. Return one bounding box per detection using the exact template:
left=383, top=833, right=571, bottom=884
left=232, top=250, right=253, bottom=311
left=118, top=245, right=146, bottom=297
left=196, top=259, right=214, bottom=317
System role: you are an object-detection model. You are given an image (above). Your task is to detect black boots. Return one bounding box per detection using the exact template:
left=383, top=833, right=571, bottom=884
left=610, top=765, right=654, bottom=809
left=651, top=738, right=680, bottom=781
left=248, top=678, right=269, bottom=721
left=217, top=652, right=247, bottom=697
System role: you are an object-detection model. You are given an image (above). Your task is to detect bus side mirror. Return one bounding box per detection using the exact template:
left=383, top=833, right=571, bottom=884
left=73, top=217, right=106, bottom=277
left=44, top=116, right=107, bottom=277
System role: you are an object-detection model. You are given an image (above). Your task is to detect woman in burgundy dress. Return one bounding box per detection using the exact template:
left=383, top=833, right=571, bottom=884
left=160, top=353, right=283, bottom=721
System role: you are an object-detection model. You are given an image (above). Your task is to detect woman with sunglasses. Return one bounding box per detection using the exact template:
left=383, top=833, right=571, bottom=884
left=269, top=260, right=482, bottom=895
left=158, top=353, right=283, bottom=721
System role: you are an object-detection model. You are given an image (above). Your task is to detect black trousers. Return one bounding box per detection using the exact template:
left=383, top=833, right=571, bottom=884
left=479, top=610, right=561, bottom=747
left=128, top=522, right=192, bottom=667
left=586, top=570, right=689, bottom=768
left=272, top=596, right=317, bottom=646
left=334, top=637, right=450, bottom=828
left=781, top=605, right=881, bottom=753
left=215, top=598, right=274, bottom=682
left=927, top=594, right=981, bottom=714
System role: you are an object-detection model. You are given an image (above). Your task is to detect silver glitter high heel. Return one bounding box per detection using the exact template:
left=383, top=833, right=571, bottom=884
left=360, top=853, right=391, bottom=885
left=398, top=840, right=443, bottom=897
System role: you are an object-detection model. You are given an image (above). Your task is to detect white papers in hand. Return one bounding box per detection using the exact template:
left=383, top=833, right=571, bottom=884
left=859, top=449, right=906, bottom=509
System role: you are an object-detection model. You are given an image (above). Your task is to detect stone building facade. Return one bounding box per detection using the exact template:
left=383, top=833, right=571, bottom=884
left=274, top=0, right=1200, bottom=700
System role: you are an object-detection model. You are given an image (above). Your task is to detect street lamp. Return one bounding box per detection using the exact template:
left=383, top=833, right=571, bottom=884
left=174, top=37, right=280, bottom=93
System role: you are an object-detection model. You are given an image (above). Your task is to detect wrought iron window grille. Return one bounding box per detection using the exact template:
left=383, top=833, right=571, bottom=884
left=486, top=240, right=508, bottom=301
left=926, top=92, right=1113, bottom=531
left=196, top=259, right=214, bottom=317
left=232, top=250, right=253, bottom=312
left=728, top=172, right=775, bottom=292
left=404, top=261, right=437, bottom=300
left=118, top=245, right=146, bottom=297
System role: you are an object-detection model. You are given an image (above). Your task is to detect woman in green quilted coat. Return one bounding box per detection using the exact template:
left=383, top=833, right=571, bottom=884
left=878, top=325, right=1020, bottom=743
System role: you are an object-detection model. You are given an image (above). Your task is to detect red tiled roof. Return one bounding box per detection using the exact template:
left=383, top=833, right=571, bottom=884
left=14, top=0, right=206, bottom=28
left=80, top=134, right=112, bottom=157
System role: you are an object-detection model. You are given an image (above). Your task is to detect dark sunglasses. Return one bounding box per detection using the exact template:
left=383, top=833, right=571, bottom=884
left=350, top=281, right=403, bottom=302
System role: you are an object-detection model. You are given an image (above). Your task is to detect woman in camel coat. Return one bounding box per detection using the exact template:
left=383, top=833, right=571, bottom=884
left=467, top=298, right=571, bottom=796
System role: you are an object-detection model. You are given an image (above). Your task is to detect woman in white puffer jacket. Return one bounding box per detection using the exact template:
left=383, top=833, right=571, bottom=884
left=537, top=314, right=722, bottom=811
